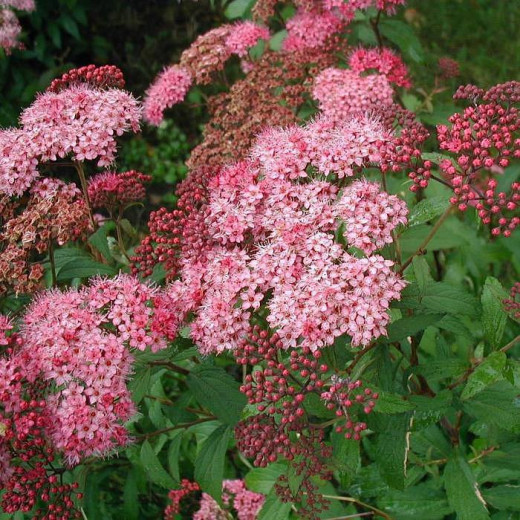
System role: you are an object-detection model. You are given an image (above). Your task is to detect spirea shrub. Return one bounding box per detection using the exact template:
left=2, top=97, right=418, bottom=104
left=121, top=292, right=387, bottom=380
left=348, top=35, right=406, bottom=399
left=0, top=0, right=519, bottom=519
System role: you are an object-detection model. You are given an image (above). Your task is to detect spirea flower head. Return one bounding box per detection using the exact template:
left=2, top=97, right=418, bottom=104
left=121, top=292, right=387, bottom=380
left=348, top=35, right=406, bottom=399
left=225, top=21, right=270, bottom=57
left=180, top=25, right=233, bottom=85
left=143, top=65, right=193, bottom=126
left=349, top=47, right=411, bottom=88
left=0, top=275, right=177, bottom=469
left=312, top=68, right=394, bottom=122
left=0, top=8, right=22, bottom=52
left=0, top=0, right=35, bottom=10
left=88, top=170, right=151, bottom=213
left=438, top=57, right=459, bottom=79
left=283, top=9, right=344, bottom=52
left=166, top=115, right=406, bottom=354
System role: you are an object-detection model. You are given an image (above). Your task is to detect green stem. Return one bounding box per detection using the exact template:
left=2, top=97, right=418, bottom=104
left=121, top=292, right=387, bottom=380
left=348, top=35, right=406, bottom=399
left=319, top=494, right=391, bottom=520
left=399, top=206, right=453, bottom=274
left=149, top=360, right=190, bottom=376
left=74, top=161, right=96, bottom=231
left=138, top=417, right=216, bottom=439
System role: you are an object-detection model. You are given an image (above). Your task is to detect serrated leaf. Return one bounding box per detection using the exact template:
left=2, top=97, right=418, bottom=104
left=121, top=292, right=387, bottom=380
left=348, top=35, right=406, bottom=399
left=122, top=470, right=139, bottom=520
left=140, top=440, right=178, bottom=490
left=463, top=382, right=520, bottom=433
left=482, top=485, right=520, bottom=511
left=167, top=431, right=183, bottom=483
left=461, top=352, right=506, bottom=400
left=444, top=453, right=489, bottom=520
left=412, top=256, right=434, bottom=294
left=128, top=367, right=151, bottom=404
left=379, top=20, right=424, bottom=62
left=257, top=488, right=292, bottom=520
left=481, top=277, right=509, bottom=349
left=187, top=365, right=246, bottom=425
left=194, top=424, right=232, bottom=501
left=375, top=413, right=412, bottom=490
left=379, top=483, right=453, bottom=519
left=374, top=392, right=415, bottom=414
left=408, top=197, right=451, bottom=227
left=386, top=314, right=444, bottom=342
left=422, top=282, right=480, bottom=317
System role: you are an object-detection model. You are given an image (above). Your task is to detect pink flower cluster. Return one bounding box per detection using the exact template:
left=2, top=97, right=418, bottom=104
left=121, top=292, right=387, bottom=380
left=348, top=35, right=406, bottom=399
left=165, top=115, right=406, bottom=353
left=312, top=68, right=394, bottom=122
left=0, top=69, right=141, bottom=197
left=349, top=47, right=411, bottom=88
left=144, top=22, right=269, bottom=125
left=283, top=9, right=344, bottom=52
left=194, top=480, right=264, bottom=520
left=0, top=275, right=177, bottom=467
left=0, top=8, right=22, bottom=52
left=164, top=479, right=264, bottom=520
left=0, top=0, right=34, bottom=52
left=143, top=65, right=193, bottom=125
left=88, top=170, right=151, bottom=213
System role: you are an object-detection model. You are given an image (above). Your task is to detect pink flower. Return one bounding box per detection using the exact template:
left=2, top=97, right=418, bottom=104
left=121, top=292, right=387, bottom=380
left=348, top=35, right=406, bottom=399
left=0, top=8, right=22, bottom=52
left=143, top=65, right=192, bottom=126
left=312, top=68, right=394, bottom=122
left=283, top=9, right=344, bottom=52
left=225, top=21, right=270, bottom=57
left=349, top=47, right=411, bottom=88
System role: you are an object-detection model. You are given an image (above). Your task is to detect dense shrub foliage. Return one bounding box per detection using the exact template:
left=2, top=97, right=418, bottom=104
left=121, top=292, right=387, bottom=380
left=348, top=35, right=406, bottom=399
left=0, top=1, right=519, bottom=519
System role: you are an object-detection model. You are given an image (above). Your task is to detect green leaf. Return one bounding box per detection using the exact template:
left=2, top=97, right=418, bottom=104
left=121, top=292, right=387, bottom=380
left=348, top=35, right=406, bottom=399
left=421, top=282, right=480, bottom=317
left=386, top=314, right=444, bottom=342
left=463, top=382, right=520, bottom=433
left=481, top=277, right=509, bottom=349
left=122, top=470, right=139, bottom=520
left=413, top=256, right=434, bottom=294
left=375, top=413, right=412, bottom=490
left=482, top=486, right=520, bottom=511
left=444, top=453, right=490, bottom=520
left=140, top=440, right=178, bottom=490
left=194, top=424, right=232, bottom=501
left=269, top=30, right=287, bottom=51
left=187, top=365, right=246, bottom=425
left=167, top=431, right=183, bottom=483
left=57, top=257, right=117, bottom=281
left=224, top=0, right=255, bottom=19
left=331, top=431, right=360, bottom=487
left=374, top=392, right=415, bottom=414
left=257, top=487, right=292, bottom=520
left=379, top=20, right=424, bottom=62
left=128, top=367, right=151, bottom=404
left=88, top=224, right=112, bottom=261
left=408, top=197, right=451, bottom=227
left=60, top=14, right=80, bottom=39
left=379, top=483, right=453, bottom=519
left=245, top=463, right=286, bottom=494
left=461, top=352, right=506, bottom=400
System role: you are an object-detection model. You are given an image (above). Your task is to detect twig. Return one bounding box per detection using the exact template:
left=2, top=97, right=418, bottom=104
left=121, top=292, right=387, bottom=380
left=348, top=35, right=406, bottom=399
left=48, top=240, right=57, bottom=287
left=326, top=514, right=374, bottom=520
left=149, top=360, right=190, bottom=376
left=370, top=10, right=384, bottom=48
left=399, top=206, right=453, bottom=274
left=138, top=417, right=216, bottom=440
left=319, top=494, right=391, bottom=520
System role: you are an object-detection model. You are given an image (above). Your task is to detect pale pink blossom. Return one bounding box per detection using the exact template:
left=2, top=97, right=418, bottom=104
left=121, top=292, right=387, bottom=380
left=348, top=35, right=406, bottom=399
left=143, top=65, right=192, bottom=126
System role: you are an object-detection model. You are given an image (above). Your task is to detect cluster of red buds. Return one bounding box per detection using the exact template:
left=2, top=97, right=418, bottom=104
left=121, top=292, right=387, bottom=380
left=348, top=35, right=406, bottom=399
left=504, top=282, right=520, bottom=321
left=47, top=64, right=125, bottom=93
left=1, top=387, right=81, bottom=518
left=321, top=376, right=378, bottom=440
left=235, top=327, right=327, bottom=425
